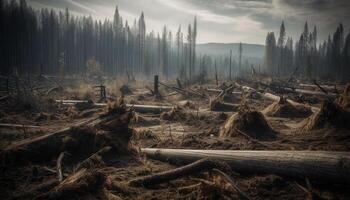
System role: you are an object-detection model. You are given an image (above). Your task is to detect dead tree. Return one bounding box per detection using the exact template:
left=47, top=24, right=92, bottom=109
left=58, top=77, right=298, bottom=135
left=154, top=75, right=159, bottom=96
left=142, top=148, right=350, bottom=184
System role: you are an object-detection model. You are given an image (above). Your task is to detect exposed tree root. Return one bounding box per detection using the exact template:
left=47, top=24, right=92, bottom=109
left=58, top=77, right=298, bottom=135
left=56, top=152, right=65, bottom=182
left=128, top=158, right=231, bottom=187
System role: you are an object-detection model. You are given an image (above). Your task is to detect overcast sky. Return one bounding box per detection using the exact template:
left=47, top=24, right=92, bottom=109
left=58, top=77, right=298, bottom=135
left=28, top=0, right=350, bottom=45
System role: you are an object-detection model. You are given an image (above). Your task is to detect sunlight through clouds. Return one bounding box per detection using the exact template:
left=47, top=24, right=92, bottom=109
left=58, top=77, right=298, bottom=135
left=28, top=0, right=350, bottom=44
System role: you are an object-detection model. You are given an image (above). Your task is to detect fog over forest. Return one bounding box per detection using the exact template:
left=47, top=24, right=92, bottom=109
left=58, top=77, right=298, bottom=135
left=0, top=0, right=349, bottom=81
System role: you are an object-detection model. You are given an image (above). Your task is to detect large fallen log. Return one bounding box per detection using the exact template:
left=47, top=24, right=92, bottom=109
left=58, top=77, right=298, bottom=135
left=254, top=79, right=338, bottom=98
left=128, top=104, right=173, bottom=114
left=55, top=100, right=173, bottom=114
left=142, top=148, right=350, bottom=184
left=235, top=83, right=320, bottom=112
left=282, top=87, right=338, bottom=98
left=299, top=83, right=338, bottom=91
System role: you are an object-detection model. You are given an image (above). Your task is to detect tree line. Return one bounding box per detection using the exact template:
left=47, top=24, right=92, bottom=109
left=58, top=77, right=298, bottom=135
left=264, top=21, right=350, bottom=81
left=0, top=0, right=199, bottom=80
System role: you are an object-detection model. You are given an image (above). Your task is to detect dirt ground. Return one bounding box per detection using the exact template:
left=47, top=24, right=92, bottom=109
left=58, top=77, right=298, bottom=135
left=1, top=76, right=350, bottom=200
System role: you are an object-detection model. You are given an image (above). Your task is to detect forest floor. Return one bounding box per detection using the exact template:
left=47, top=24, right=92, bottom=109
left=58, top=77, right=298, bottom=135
left=0, top=75, right=350, bottom=199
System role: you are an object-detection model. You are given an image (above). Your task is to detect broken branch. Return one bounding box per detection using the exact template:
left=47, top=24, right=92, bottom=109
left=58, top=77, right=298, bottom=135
left=128, top=158, right=230, bottom=187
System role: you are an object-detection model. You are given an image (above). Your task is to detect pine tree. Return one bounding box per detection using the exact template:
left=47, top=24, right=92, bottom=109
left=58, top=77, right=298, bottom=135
left=229, top=49, right=232, bottom=80
left=264, top=32, right=276, bottom=74
left=192, top=16, right=197, bottom=78
left=162, top=26, right=168, bottom=77
left=343, top=31, right=350, bottom=78
left=113, top=6, right=120, bottom=74
left=285, top=37, right=294, bottom=74
left=138, top=12, right=146, bottom=74
left=238, top=42, right=243, bottom=76
left=176, top=26, right=181, bottom=73
left=187, top=24, right=192, bottom=80
left=277, top=21, right=286, bottom=75
left=332, top=24, right=344, bottom=79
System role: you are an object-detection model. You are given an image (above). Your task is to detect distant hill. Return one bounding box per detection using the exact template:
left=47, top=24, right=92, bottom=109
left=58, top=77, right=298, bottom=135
left=197, top=43, right=265, bottom=59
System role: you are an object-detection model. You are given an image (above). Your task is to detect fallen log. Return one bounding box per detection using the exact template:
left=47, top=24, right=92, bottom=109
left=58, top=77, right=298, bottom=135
left=142, top=148, right=350, bottom=184
left=129, top=104, right=174, bottom=114
left=282, top=87, right=338, bottom=98
left=299, top=83, right=338, bottom=91
left=313, top=80, right=329, bottom=96
left=0, top=123, right=41, bottom=129
left=55, top=100, right=173, bottom=114
left=235, top=83, right=320, bottom=113
left=128, top=158, right=230, bottom=187
left=262, top=92, right=320, bottom=113
left=254, top=79, right=338, bottom=98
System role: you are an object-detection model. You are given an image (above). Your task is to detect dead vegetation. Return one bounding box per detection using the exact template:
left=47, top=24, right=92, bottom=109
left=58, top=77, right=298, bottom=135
left=119, top=84, right=133, bottom=95
left=263, top=96, right=312, bottom=118
left=1, top=76, right=350, bottom=199
left=298, top=100, right=350, bottom=132
left=220, top=110, right=277, bottom=140
left=337, top=82, right=350, bottom=110
left=210, top=98, right=237, bottom=112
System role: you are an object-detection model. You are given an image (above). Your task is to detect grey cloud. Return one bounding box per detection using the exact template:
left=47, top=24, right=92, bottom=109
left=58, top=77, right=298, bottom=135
left=28, top=0, right=350, bottom=44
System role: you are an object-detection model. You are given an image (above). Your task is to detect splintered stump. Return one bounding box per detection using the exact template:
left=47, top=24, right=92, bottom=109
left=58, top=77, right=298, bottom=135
left=0, top=99, right=133, bottom=166
left=263, top=96, right=312, bottom=118
left=142, top=148, right=350, bottom=184
left=220, top=111, right=276, bottom=140
left=298, top=100, right=350, bottom=132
